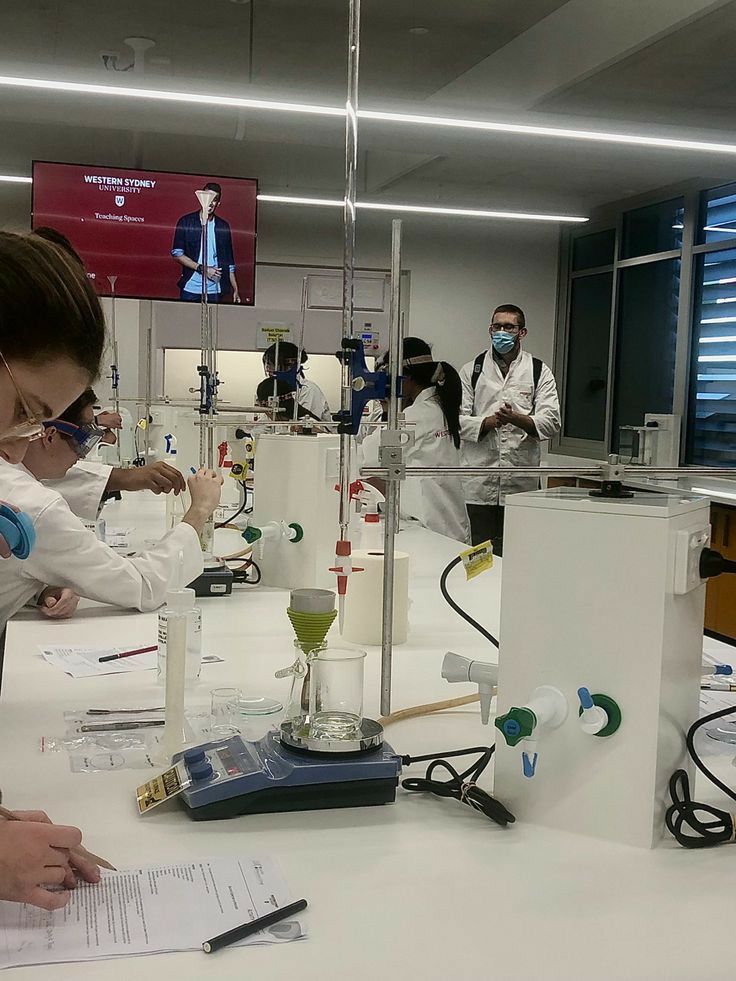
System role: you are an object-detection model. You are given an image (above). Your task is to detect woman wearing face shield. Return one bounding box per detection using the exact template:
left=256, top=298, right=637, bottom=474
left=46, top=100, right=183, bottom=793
left=360, top=337, right=470, bottom=543
left=262, top=342, right=333, bottom=423
left=0, top=231, right=112, bottom=912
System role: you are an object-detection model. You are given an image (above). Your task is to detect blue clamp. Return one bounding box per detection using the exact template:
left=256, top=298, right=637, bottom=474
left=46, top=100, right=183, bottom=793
left=333, top=338, right=396, bottom=435
left=272, top=363, right=300, bottom=392
left=0, top=504, right=35, bottom=559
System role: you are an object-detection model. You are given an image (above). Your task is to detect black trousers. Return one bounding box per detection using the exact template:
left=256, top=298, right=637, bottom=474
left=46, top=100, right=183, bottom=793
left=466, top=504, right=505, bottom=556
left=180, top=290, right=223, bottom=302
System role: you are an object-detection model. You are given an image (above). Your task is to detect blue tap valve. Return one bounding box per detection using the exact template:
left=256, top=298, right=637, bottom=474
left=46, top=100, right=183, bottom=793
left=577, top=687, right=595, bottom=711
left=715, top=665, right=733, bottom=676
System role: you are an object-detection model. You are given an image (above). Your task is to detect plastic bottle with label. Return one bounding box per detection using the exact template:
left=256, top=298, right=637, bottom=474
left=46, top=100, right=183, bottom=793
left=157, top=552, right=202, bottom=687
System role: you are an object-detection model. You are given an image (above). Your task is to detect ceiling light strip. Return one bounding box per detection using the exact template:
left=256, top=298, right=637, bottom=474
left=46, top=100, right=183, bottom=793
left=1, top=74, right=736, bottom=155
left=256, top=194, right=587, bottom=223
left=0, top=75, right=344, bottom=117
left=0, top=174, right=32, bottom=183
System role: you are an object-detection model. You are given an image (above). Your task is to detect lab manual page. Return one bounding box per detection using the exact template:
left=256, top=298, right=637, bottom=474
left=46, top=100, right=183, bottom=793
left=0, top=856, right=305, bottom=968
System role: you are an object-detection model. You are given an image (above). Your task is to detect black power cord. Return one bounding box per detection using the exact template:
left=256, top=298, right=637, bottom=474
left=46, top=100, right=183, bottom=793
left=215, top=489, right=252, bottom=529
left=667, top=704, right=736, bottom=848
left=229, top=559, right=262, bottom=585
left=439, top=555, right=499, bottom=649
left=401, top=745, right=515, bottom=827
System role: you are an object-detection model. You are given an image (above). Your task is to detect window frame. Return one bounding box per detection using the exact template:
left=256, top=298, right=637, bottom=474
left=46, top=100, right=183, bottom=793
left=553, top=184, right=704, bottom=463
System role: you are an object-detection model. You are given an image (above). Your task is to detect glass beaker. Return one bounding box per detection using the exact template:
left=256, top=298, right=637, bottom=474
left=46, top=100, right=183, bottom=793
left=308, top=646, right=366, bottom=741
left=233, top=696, right=284, bottom=742
left=210, top=687, right=242, bottom=737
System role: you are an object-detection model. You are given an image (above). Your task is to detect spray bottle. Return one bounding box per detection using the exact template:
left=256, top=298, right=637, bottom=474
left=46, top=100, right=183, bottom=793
left=157, top=551, right=202, bottom=687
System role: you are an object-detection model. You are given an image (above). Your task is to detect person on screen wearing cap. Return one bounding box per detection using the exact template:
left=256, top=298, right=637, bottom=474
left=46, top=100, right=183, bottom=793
left=171, top=182, right=240, bottom=303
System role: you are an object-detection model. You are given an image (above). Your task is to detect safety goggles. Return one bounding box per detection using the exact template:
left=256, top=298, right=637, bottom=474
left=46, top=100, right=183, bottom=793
left=0, top=351, right=44, bottom=441
left=43, top=420, right=108, bottom=459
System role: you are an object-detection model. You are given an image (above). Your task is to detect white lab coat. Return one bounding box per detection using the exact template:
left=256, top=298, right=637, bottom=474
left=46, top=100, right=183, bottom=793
left=42, top=460, right=112, bottom=523
left=0, top=460, right=203, bottom=632
left=297, top=377, right=332, bottom=422
left=459, top=348, right=560, bottom=505
left=356, top=399, right=383, bottom=444
left=361, top=387, right=470, bottom=544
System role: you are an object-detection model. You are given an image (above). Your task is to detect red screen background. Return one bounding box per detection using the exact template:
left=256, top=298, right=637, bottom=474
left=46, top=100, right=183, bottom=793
left=32, top=162, right=257, bottom=304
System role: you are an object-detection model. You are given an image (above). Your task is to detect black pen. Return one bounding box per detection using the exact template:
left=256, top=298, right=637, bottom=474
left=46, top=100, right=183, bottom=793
left=202, top=898, right=308, bottom=954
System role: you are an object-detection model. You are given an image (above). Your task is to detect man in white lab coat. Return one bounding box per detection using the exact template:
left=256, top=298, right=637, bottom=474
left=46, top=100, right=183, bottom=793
left=460, top=303, right=561, bottom=554
left=0, top=392, right=222, bottom=634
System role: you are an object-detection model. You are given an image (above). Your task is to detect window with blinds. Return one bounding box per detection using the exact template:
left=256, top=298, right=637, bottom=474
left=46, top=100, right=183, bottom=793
left=688, top=246, right=736, bottom=466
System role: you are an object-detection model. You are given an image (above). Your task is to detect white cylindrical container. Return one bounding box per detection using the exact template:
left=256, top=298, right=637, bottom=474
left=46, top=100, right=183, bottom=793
left=162, top=612, right=187, bottom=762
left=158, top=592, right=202, bottom=687
left=341, top=549, right=410, bottom=646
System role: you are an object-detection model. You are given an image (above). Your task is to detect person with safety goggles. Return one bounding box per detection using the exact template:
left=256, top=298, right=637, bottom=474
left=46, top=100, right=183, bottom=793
left=39, top=389, right=187, bottom=523
left=459, top=303, right=561, bottom=555
left=0, top=231, right=110, bottom=913
left=0, top=390, right=223, bottom=639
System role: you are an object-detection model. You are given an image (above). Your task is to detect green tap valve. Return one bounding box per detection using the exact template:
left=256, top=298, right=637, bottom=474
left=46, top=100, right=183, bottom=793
left=242, top=526, right=262, bottom=544
left=494, top=706, right=537, bottom=747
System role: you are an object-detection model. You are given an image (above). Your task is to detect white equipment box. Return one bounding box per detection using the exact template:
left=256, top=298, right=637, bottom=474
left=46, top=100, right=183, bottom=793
left=252, top=434, right=340, bottom=590
left=494, top=487, right=710, bottom=848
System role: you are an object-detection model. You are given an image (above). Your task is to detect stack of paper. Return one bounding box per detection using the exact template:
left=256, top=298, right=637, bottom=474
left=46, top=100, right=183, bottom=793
left=0, top=857, right=304, bottom=968
left=40, top=645, right=157, bottom=678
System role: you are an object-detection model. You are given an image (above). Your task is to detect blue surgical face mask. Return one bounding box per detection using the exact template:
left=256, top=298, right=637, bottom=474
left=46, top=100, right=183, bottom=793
left=491, top=331, right=517, bottom=355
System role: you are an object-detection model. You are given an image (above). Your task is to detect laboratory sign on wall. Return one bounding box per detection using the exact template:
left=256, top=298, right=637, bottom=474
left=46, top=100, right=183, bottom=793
left=32, top=161, right=258, bottom=305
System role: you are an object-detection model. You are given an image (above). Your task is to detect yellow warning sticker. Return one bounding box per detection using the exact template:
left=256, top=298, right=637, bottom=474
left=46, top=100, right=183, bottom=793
left=460, top=541, right=494, bottom=581
left=136, top=763, right=189, bottom=815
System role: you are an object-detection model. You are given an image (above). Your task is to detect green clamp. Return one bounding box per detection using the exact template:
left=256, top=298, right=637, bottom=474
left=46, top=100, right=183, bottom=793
left=242, top=526, right=262, bottom=544
left=494, top=706, right=537, bottom=747
left=288, top=523, right=304, bottom=543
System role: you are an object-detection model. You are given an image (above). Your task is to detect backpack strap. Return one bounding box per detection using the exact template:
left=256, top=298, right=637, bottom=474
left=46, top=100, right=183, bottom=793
left=471, top=351, right=486, bottom=394
left=532, top=356, right=542, bottom=398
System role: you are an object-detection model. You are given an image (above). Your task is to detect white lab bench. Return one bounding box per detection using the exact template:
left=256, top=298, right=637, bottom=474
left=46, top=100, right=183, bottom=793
left=1, top=494, right=735, bottom=981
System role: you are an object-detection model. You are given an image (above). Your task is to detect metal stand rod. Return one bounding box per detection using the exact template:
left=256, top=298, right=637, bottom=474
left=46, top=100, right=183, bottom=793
left=337, top=0, right=360, bottom=544
left=294, top=277, right=308, bottom=422
left=360, top=466, right=736, bottom=478
left=106, top=276, right=122, bottom=465
left=144, top=310, right=153, bottom=464
left=196, top=192, right=217, bottom=553
left=380, top=218, right=403, bottom=717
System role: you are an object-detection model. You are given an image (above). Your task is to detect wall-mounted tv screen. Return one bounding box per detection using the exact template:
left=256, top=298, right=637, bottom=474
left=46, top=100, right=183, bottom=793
left=32, top=162, right=257, bottom=305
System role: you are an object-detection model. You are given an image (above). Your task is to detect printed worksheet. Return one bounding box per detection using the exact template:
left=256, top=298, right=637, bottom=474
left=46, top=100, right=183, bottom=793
left=39, top=644, right=157, bottom=677
left=0, top=857, right=304, bottom=968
